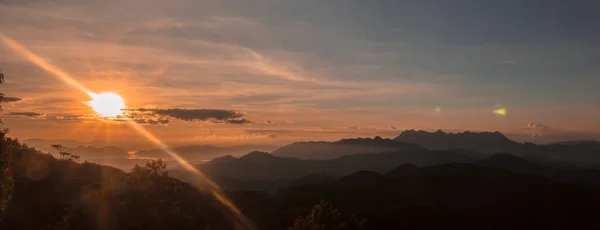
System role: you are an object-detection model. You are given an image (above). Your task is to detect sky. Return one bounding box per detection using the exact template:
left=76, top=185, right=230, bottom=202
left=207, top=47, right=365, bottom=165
left=1, top=0, right=599, bottom=148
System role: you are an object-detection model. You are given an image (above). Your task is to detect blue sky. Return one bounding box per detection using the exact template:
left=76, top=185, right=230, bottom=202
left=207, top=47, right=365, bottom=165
left=1, top=0, right=599, bottom=146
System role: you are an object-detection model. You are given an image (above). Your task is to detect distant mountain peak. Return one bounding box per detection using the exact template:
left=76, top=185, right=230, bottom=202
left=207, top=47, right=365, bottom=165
left=211, top=155, right=236, bottom=162
left=340, top=171, right=386, bottom=184
left=394, top=130, right=520, bottom=154
left=240, top=151, right=275, bottom=159
left=271, top=136, right=421, bottom=160
left=386, top=163, right=422, bottom=177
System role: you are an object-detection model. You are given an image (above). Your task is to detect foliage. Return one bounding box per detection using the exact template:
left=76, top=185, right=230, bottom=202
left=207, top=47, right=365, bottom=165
left=51, top=144, right=81, bottom=162
left=288, top=201, right=365, bottom=230
left=0, top=138, right=219, bottom=229
left=0, top=72, right=13, bottom=222
left=0, top=131, right=13, bottom=223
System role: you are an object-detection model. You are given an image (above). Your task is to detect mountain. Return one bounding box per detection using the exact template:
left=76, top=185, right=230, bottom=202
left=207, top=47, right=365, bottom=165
left=551, top=140, right=600, bottom=145
left=184, top=152, right=600, bottom=191
left=24, top=138, right=84, bottom=150
left=202, top=173, right=336, bottom=193
left=265, top=163, right=600, bottom=230
left=2, top=137, right=233, bottom=230
left=271, top=136, right=422, bottom=160
left=22, top=139, right=144, bottom=170
left=290, top=172, right=336, bottom=186
left=394, top=130, right=524, bottom=154
left=8, top=135, right=600, bottom=230
left=475, top=154, right=600, bottom=184
left=476, top=154, right=552, bottom=175
left=134, top=144, right=276, bottom=163
left=192, top=149, right=474, bottom=181
left=525, top=141, right=600, bottom=168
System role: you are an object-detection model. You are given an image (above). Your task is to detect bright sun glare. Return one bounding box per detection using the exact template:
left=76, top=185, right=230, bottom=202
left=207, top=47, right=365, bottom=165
left=87, top=92, right=126, bottom=118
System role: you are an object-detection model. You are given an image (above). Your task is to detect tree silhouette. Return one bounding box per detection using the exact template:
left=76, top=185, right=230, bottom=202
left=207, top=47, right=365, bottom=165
left=288, top=201, right=366, bottom=230
left=51, top=144, right=80, bottom=162
left=0, top=72, right=13, bottom=222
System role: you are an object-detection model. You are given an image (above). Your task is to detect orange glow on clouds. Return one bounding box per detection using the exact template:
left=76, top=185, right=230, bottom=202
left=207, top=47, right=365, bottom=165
left=1, top=33, right=256, bottom=230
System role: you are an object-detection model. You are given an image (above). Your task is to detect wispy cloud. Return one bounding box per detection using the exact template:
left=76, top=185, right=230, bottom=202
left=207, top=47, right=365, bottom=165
left=2, top=96, right=22, bottom=102
left=124, top=108, right=252, bottom=125
left=6, top=111, right=45, bottom=118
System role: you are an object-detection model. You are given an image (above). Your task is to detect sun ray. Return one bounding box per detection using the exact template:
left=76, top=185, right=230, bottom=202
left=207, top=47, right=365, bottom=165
left=0, top=33, right=256, bottom=230
left=0, top=33, right=95, bottom=97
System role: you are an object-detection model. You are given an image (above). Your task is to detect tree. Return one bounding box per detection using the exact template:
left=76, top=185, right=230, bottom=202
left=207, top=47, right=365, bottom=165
left=51, top=145, right=80, bottom=162
left=288, top=201, right=366, bottom=230
left=0, top=72, right=13, bottom=222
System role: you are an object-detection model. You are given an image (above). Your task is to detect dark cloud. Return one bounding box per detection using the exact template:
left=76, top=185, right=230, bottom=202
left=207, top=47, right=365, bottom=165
left=124, top=108, right=252, bottom=125
left=6, top=112, right=45, bottom=118
left=2, top=96, right=22, bottom=102
left=133, top=118, right=171, bottom=125
left=225, top=118, right=253, bottom=124
left=390, top=126, right=398, bottom=130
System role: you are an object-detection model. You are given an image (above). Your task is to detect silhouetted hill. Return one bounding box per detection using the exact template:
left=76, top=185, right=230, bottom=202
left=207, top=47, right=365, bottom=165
left=551, top=140, right=600, bottom=145
left=24, top=138, right=83, bottom=150
left=206, top=173, right=336, bottom=193
left=339, top=171, right=387, bottom=185
left=290, top=172, right=336, bottom=186
left=477, top=153, right=552, bottom=175
left=271, top=136, right=422, bottom=160
left=485, top=154, right=600, bottom=184
left=21, top=140, right=148, bottom=170
left=7, top=135, right=600, bottom=230
left=394, top=130, right=523, bottom=154
left=1, top=137, right=234, bottom=230
left=264, top=163, right=600, bottom=230
left=526, top=141, right=600, bottom=168
left=194, top=149, right=473, bottom=181
left=135, top=144, right=276, bottom=163
left=385, top=163, right=422, bottom=178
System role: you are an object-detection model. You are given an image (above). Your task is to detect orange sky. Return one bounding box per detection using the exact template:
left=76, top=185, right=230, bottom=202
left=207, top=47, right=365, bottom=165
left=1, top=0, right=599, bottom=148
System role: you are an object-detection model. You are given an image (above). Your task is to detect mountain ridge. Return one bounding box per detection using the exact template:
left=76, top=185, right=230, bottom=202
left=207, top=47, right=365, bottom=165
left=271, top=136, right=422, bottom=160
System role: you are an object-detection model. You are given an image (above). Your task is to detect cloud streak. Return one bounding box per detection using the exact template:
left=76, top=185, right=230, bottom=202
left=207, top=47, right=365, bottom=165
left=124, top=108, right=252, bottom=125
left=2, top=96, right=22, bottom=102
left=6, top=111, right=45, bottom=118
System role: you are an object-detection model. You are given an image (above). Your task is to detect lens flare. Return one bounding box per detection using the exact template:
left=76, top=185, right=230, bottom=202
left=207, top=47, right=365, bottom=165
left=1, top=33, right=256, bottom=230
left=493, top=108, right=507, bottom=116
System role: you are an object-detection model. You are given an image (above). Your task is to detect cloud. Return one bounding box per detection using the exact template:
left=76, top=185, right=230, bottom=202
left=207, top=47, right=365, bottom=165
left=390, top=126, right=398, bottom=130
left=124, top=108, right=252, bottom=125
left=54, top=114, right=96, bottom=121
left=132, top=117, right=171, bottom=125
left=225, top=118, right=253, bottom=124
left=2, top=96, right=22, bottom=102
left=6, top=112, right=45, bottom=118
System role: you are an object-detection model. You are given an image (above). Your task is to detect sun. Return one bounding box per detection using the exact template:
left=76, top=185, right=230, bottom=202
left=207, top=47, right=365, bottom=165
left=87, top=92, right=126, bottom=118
